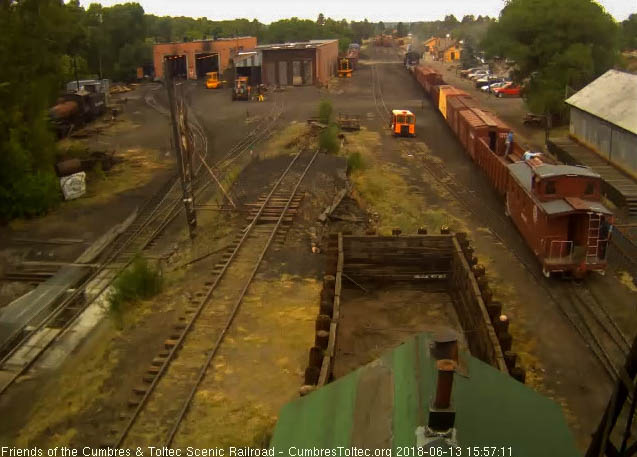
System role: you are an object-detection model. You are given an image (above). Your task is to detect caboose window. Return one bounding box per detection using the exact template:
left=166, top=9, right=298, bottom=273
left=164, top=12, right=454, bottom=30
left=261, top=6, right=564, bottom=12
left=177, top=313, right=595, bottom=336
left=545, top=181, right=556, bottom=194
left=407, top=116, right=414, bottom=124
left=397, top=115, right=405, bottom=123
left=585, top=182, right=594, bottom=195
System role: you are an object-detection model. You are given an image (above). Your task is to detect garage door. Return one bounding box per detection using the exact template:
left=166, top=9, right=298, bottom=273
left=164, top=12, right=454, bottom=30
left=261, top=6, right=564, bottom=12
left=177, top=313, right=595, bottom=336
left=263, top=63, right=274, bottom=85
left=278, top=61, right=288, bottom=86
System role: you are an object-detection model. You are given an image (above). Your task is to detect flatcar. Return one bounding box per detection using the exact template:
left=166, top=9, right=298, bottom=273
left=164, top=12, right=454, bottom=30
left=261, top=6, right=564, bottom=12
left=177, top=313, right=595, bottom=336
left=410, top=64, right=613, bottom=277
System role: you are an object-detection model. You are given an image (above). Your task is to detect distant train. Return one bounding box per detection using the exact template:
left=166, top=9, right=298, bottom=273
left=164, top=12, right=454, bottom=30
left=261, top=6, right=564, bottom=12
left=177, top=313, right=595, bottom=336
left=411, top=65, right=613, bottom=278
left=49, top=80, right=108, bottom=137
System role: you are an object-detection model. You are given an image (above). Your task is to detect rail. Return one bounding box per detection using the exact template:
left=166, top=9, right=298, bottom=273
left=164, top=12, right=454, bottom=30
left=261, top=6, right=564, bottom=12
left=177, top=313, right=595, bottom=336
left=0, top=86, right=284, bottom=397
left=114, top=149, right=319, bottom=447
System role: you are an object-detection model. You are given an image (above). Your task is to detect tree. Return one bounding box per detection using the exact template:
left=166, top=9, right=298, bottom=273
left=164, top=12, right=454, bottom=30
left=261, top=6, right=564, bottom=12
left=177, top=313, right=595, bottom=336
left=621, top=14, right=637, bottom=50
left=483, top=0, right=619, bottom=116
left=396, top=22, right=406, bottom=37
left=378, top=21, right=385, bottom=34
left=0, top=0, right=78, bottom=220
left=317, top=13, right=325, bottom=26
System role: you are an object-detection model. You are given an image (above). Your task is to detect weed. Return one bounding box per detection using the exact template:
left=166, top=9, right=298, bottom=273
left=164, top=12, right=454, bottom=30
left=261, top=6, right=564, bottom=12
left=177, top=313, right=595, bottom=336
left=346, top=151, right=364, bottom=174
left=318, top=99, right=333, bottom=124
left=108, top=256, right=163, bottom=327
left=319, top=123, right=340, bottom=154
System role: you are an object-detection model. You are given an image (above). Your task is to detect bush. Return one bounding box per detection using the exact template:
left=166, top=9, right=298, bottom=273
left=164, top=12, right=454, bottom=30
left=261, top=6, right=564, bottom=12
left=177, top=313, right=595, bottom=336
left=0, top=171, right=61, bottom=222
left=347, top=152, right=364, bottom=174
left=319, top=124, right=340, bottom=154
left=318, top=99, right=333, bottom=125
left=108, top=257, right=163, bottom=325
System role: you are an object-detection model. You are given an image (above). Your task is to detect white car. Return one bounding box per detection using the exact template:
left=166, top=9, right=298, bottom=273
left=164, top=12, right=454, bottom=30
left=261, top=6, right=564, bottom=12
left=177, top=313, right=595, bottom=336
left=468, top=70, right=489, bottom=80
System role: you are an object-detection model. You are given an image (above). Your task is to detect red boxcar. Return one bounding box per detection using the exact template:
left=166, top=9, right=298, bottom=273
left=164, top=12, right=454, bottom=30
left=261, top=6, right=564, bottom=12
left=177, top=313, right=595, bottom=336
left=506, top=162, right=613, bottom=277
left=446, top=95, right=478, bottom=136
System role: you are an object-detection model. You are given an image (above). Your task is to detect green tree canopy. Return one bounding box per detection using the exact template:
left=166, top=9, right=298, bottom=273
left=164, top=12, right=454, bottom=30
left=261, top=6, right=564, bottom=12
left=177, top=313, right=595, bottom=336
left=621, top=14, right=637, bottom=50
left=482, top=0, right=619, bottom=115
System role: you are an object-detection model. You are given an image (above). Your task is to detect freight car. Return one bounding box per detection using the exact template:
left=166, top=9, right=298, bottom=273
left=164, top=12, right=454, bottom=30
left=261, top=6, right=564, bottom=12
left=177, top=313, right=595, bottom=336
left=49, top=89, right=106, bottom=137
left=411, top=65, right=613, bottom=277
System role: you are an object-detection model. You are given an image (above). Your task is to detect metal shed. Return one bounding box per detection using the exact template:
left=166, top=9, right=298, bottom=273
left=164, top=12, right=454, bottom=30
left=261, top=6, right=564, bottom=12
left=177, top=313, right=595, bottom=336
left=565, top=70, right=637, bottom=177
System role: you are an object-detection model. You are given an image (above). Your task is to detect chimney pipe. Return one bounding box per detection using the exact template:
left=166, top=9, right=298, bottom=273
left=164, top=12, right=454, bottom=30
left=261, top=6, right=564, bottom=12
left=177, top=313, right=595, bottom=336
left=432, top=329, right=459, bottom=362
left=434, top=359, right=456, bottom=409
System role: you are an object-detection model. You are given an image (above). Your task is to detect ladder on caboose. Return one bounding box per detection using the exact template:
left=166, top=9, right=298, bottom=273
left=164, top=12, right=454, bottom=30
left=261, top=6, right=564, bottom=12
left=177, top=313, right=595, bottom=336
left=585, top=212, right=602, bottom=264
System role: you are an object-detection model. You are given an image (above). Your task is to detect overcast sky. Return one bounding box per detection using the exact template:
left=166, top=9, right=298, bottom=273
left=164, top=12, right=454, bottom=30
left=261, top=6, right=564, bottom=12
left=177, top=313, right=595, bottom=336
left=79, top=0, right=634, bottom=22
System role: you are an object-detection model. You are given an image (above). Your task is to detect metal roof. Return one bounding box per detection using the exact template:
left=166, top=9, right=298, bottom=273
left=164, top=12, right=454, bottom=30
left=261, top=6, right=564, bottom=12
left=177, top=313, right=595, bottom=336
left=565, top=69, right=637, bottom=135
left=271, top=333, right=580, bottom=455
left=256, top=39, right=337, bottom=51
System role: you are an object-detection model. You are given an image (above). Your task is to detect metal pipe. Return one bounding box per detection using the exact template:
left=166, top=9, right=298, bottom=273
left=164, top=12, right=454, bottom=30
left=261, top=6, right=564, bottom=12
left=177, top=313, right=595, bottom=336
left=434, top=359, right=456, bottom=409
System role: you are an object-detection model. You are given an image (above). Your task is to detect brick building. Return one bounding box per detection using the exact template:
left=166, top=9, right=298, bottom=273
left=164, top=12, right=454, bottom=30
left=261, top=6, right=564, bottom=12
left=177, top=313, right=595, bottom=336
left=153, top=37, right=257, bottom=80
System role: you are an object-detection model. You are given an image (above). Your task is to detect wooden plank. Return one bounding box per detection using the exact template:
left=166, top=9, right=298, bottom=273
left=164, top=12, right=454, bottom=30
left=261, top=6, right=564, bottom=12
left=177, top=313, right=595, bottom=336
left=327, top=322, right=337, bottom=357
left=317, top=355, right=332, bottom=387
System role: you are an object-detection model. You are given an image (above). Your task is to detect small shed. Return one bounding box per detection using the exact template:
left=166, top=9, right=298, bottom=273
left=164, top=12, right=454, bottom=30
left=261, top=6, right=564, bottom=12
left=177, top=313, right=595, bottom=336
left=565, top=69, right=637, bottom=177
left=271, top=332, right=580, bottom=455
left=258, top=39, right=338, bottom=87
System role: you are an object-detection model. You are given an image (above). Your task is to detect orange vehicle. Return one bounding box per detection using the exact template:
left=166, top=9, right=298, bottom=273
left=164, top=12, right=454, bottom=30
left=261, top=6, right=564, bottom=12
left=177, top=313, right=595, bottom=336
left=390, top=109, right=415, bottom=137
left=205, top=71, right=223, bottom=89
left=338, top=58, right=352, bottom=78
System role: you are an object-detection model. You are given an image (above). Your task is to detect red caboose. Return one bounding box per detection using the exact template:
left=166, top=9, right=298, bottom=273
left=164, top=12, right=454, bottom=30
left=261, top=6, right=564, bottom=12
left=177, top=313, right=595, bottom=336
left=506, top=161, right=613, bottom=277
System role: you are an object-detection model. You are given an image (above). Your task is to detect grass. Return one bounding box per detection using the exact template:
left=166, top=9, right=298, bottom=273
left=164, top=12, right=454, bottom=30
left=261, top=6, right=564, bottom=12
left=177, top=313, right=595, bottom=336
left=108, top=256, right=163, bottom=327
left=343, top=128, right=460, bottom=234
left=258, top=122, right=313, bottom=159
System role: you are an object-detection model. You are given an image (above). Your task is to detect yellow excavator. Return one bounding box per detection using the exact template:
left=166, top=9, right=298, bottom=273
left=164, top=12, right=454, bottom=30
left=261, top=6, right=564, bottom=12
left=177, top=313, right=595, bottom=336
left=205, top=71, right=224, bottom=89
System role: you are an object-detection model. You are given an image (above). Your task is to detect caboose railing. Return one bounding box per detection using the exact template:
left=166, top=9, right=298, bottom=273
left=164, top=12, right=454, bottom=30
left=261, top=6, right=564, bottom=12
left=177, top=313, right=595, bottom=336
left=547, top=240, right=573, bottom=263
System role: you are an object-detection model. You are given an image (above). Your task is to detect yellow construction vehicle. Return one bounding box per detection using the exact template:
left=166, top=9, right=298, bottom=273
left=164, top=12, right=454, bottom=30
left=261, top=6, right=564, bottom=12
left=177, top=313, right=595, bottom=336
left=232, top=76, right=251, bottom=101
left=338, top=58, right=352, bottom=78
left=205, top=71, right=223, bottom=89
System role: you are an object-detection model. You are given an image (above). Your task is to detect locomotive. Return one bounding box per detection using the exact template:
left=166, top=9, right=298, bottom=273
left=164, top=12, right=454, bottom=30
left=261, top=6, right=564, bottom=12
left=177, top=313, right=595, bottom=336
left=49, top=80, right=108, bottom=137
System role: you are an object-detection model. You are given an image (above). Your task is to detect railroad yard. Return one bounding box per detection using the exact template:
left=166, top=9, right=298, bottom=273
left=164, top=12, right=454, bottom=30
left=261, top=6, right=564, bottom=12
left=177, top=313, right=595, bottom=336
left=1, top=16, right=637, bottom=456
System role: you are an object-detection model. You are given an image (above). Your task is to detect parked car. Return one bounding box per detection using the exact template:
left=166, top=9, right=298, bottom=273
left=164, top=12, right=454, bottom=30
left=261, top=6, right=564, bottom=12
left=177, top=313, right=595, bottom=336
left=460, top=67, right=486, bottom=78
left=481, top=81, right=507, bottom=93
left=468, top=70, right=490, bottom=80
left=475, top=76, right=504, bottom=88
left=493, top=82, right=521, bottom=97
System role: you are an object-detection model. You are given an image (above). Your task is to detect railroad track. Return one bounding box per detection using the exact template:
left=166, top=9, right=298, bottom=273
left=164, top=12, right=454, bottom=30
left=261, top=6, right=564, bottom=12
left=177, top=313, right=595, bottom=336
left=369, top=58, right=631, bottom=383
left=113, top=149, right=319, bottom=447
left=0, top=86, right=284, bottom=396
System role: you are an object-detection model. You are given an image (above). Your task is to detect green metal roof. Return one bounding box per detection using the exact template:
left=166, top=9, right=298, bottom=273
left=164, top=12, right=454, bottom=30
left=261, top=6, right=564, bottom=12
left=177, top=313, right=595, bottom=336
left=271, top=333, right=580, bottom=456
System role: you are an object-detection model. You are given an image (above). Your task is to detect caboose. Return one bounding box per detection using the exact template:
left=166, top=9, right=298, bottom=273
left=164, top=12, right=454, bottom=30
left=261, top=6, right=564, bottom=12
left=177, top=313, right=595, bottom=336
left=506, top=161, right=613, bottom=277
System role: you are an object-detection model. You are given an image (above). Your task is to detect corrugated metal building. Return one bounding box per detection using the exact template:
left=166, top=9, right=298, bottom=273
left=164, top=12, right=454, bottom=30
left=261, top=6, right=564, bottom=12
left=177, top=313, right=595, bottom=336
left=565, top=70, right=637, bottom=177
left=257, top=39, right=338, bottom=87
left=152, top=36, right=257, bottom=80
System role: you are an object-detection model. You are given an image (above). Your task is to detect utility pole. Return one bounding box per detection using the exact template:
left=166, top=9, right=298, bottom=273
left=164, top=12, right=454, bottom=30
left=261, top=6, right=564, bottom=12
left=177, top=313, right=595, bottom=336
left=165, top=59, right=197, bottom=239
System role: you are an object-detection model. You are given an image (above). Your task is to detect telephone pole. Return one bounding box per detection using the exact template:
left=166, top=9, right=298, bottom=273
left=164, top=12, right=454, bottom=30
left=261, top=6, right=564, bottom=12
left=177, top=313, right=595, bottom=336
left=164, top=59, right=197, bottom=239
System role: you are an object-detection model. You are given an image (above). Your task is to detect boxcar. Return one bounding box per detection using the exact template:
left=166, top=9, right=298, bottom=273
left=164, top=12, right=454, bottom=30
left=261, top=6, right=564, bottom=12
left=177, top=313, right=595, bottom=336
left=506, top=162, right=613, bottom=277
left=446, top=95, right=478, bottom=136
left=438, top=86, right=468, bottom=119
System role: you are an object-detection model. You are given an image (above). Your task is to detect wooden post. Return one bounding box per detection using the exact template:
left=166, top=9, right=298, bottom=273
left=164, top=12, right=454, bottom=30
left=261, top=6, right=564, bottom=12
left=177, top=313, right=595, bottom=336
left=165, top=60, right=197, bottom=239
